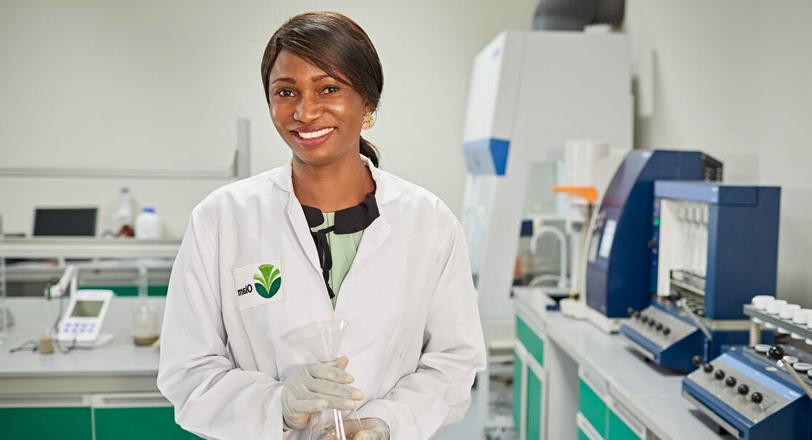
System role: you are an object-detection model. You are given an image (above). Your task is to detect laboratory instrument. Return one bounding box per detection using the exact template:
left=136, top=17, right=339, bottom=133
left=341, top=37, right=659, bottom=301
left=620, top=182, right=781, bottom=372
left=584, top=150, right=723, bottom=332
left=555, top=140, right=628, bottom=318
left=47, top=265, right=78, bottom=299
left=459, top=30, right=632, bottom=434
left=682, top=297, right=812, bottom=440
left=459, top=30, right=632, bottom=330
left=57, top=289, right=114, bottom=347
left=287, top=319, right=361, bottom=440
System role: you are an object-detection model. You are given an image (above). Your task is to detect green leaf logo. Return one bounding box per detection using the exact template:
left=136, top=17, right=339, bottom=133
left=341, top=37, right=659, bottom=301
left=253, top=264, right=282, bottom=299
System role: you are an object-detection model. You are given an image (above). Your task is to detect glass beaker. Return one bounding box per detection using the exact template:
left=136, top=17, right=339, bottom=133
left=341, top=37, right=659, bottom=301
left=132, top=302, right=160, bottom=346
left=287, top=319, right=362, bottom=440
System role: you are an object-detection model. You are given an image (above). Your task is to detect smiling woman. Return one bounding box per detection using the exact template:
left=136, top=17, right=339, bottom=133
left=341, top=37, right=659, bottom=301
left=157, top=11, right=486, bottom=440
left=261, top=11, right=383, bottom=170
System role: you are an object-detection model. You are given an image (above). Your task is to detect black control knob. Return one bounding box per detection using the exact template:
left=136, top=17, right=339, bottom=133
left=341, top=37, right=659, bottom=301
left=656, top=323, right=664, bottom=331
left=702, top=363, right=714, bottom=373
left=725, top=376, right=737, bottom=387
left=663, top=327, right=671, bottom=336
left=751, top=392, right=763, bottom=404
left=768, top=345, right=785, bottom=361
left=692, top=356, right=703, bottom=367
left=738, top=384, right=749, bottom=395
left=641, top=316, right=649, bottom=324
left=715, top=369, right=725, bottom=380
left=649, top=319, right=656, bottom=328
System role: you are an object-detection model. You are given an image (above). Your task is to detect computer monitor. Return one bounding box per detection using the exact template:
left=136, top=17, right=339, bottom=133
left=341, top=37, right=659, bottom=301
left=33, top=208, right=98, bottom=237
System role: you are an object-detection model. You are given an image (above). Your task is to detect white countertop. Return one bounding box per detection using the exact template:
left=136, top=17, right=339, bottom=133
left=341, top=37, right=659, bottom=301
left=1, top=297, right=163, bottom=377
left=514, top=289, right=732, bottom=440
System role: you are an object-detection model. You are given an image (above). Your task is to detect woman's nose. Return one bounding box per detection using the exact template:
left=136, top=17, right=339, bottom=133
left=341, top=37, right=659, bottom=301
left=294, top=92, right=322, bottom=122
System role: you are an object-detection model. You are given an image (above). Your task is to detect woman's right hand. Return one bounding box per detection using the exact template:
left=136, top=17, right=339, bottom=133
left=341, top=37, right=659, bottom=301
left=281, top=356, right=364, bottom=430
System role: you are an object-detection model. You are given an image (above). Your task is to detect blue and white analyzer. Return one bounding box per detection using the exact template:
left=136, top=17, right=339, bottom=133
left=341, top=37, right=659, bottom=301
left=584, top=150, right=723, bottom=332
left=620, top=181, right=781, bottom=372
left=683, top=296, right=812, bottom=440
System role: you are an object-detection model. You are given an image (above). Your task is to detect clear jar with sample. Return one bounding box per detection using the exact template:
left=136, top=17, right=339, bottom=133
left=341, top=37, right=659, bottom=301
left=132, top=303, right=160, bottom=346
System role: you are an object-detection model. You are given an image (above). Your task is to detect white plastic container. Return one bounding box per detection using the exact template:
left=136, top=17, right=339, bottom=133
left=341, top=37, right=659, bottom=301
left=134, top=207, right=162, bottom=240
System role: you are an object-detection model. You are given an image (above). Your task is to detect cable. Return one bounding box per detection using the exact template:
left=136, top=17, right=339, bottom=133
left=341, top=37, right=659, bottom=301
left=9, top=340, right=38, bottom=353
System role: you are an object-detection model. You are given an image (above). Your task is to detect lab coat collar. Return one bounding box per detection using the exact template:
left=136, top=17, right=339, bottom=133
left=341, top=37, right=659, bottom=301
left=267, top=155, right=401, bottom=205
left=269, top=155, right=394, bottom=302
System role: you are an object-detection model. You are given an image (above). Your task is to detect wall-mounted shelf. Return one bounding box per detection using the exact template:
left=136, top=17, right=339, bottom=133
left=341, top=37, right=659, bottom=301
left=2, top=238, right=180, bottom=260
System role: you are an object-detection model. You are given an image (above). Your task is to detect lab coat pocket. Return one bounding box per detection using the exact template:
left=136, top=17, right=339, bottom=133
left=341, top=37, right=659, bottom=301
left=232, top=259, right=285, bottom=311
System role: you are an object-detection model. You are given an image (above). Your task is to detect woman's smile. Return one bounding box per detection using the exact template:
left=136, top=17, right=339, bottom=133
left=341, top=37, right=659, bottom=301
left=290, top=125, right=337, bottom=147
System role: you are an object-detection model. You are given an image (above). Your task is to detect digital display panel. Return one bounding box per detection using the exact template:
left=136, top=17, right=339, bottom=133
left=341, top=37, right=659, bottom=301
left=70, top=300, right=104, bottom=318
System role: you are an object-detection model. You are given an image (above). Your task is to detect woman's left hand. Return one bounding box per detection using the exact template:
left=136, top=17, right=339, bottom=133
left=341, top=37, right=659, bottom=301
left=320, top=417, right=390, bottom=440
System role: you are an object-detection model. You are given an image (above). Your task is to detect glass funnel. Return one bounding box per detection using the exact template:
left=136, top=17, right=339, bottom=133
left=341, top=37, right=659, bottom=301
left=287, top=319, right=361, bottom=440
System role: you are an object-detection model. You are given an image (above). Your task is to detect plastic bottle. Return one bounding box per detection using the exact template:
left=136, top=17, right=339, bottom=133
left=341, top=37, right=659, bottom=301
left=113, top=187, right=134, bottom=237
left=135, top=207, right=162, bottom=240
left=514, top=219, right=535, bottom=285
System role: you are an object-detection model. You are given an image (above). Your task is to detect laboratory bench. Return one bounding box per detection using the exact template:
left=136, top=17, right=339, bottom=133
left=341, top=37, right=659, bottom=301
left=511, top=288, right=733, bottom=440
left=0, top=297, right=196, bottom=440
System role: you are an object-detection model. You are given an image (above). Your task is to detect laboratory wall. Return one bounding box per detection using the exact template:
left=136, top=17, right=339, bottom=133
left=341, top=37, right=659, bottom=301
left=0, top=0, right=537, bottom=238
left=625, top=0, right=812, bottom=305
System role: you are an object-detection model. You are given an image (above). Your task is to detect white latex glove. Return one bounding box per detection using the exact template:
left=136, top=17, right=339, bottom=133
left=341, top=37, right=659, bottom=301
left=321, top=417, right=390, bottom=440
left=282, top=356, right=364, bottom=430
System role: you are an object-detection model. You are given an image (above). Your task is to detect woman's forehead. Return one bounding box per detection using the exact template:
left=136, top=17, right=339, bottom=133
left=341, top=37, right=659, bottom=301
left=270, top=50, right=348, bottom=84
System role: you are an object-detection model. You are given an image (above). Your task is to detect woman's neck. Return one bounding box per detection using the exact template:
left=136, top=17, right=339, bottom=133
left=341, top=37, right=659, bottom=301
left=291, top=154, right=375, bottom=212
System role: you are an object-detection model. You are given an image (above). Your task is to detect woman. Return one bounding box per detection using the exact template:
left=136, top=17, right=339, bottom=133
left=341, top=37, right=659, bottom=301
left=158, top=11, right=485, bottom=439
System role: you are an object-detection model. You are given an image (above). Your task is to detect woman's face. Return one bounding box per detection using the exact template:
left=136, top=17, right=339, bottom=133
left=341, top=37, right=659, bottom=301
left=268, top=50, right=369, bottom=167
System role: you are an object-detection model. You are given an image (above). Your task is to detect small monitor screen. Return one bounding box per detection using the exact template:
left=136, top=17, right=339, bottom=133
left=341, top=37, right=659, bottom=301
left=71, top=300, right=104, bottom=318
left=33, top=208, right=97, bottom=236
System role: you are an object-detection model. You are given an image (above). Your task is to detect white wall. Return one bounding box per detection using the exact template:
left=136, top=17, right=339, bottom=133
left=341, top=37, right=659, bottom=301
left=625, top=0, right=812, bottom=305
left=0, top=0, right=537, bottom=238
left=5, top=1, right=808, bottom=306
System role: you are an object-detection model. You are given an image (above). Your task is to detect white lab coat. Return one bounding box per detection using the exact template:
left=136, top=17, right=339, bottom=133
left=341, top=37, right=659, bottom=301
left=157, top=157, right=487, bottom=439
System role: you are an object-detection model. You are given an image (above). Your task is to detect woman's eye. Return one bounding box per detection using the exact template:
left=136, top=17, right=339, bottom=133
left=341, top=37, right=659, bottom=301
left=322, top=86, right=339, bottom=94
left=275, top=89, right=295, bottom=97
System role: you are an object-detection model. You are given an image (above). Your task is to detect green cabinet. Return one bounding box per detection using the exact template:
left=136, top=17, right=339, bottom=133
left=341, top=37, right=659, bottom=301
left=579, top=378, right=607, bottom=437
left=0, top=406, right=92, bottom=440
left=516, top=315, right=544, bottom=366
left=514, top=313, right=547, bottom=440
left=607, top=410, right=641, bottom=440
left=95, top=406, right=198, bottom=440
left=527, top=366, right=543, bottom=439
left=513, top=351, right=523, bottom=432
left=577, top=374, right=642, bottom=440
left=82, top=284, right=169, bottom=296
left=0, top=394, right=198, bottom=440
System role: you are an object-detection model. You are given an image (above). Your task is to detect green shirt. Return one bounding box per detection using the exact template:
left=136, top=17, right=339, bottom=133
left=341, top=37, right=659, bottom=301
left=309, top=212, right=363, bottom=308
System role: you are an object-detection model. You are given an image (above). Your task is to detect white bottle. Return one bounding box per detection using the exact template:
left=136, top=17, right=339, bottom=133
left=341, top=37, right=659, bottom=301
left=113, top=187, right=134, bottom=236
left=134, top=207, right=162, bottom=240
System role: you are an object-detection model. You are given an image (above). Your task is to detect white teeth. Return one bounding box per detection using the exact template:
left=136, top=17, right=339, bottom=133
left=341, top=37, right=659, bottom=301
left=297, top=127, right=334, bottom=139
